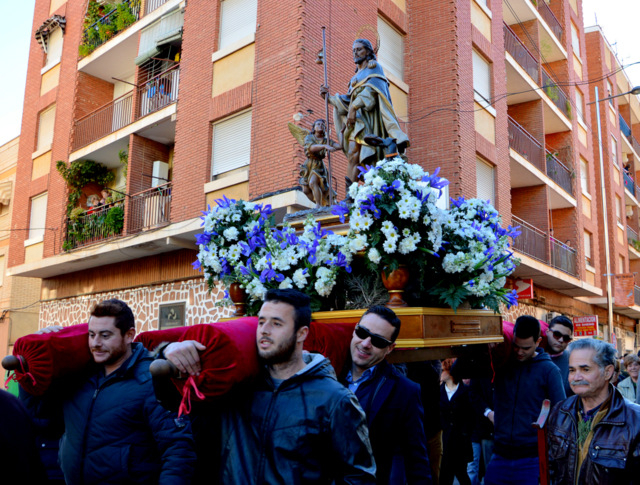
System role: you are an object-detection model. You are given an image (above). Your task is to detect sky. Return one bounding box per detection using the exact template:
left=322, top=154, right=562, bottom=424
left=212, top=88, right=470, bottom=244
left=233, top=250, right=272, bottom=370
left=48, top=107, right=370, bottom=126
left=0, top=0, right=638, bottom=147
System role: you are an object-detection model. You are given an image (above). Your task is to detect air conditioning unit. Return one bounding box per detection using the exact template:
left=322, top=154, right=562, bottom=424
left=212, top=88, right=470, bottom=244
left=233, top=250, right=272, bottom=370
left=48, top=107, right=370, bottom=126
left=545, top=312, right=561, bottom=324
left=152, top=161, right=169, bottom=187
left=615, top=326, right=624, bottom=339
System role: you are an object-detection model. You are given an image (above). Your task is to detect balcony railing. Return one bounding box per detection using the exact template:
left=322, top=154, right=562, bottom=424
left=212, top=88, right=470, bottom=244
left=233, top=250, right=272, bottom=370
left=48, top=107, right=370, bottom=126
left=504, top=24, right=539, bottom=82
left=546, top=150, right=574, bottom=196
left=624, top=171, right=636, bottom=196
left=635, top=285, right=640, bottom=306
left=63, top=203, right=125, bottom=251
left=628, top=225, right=639, bottom=245
left=537, top=0, right=563, bottom=44
left=550, top=237, right=577, bottom=276
left=145, top=0, right=171, bottom=15
left=508, top=117, right=545, bottom=171
left=80, top=0, right=141, bottom=56
left=128, top=183, right=172, bottom=233
left=542, top=69, right=571, bottom=119
left=620, top=114, right=632, bottom=138
left=511, top=215, right=548, bottom=263
left=136, top=66, right=180, bottom=119
left=73, top=92, right=134, bottom=150
left=72, top=66, right=180, bottom=151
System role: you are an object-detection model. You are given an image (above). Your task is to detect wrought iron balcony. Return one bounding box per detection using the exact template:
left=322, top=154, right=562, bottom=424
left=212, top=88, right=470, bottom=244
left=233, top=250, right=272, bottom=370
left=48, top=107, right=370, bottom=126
left=550, top=236, right=577, bottom=276
left=145, top=0, right=172, bottom=15
left=624, top=171, right=636, bottom=197
left=504, top=24, right=539, bottom=82
left=128, top=183, right=172, bottom=234
left=508, top=117, right=545, bottom=171
left=63, top=202, right=124, bottom=251
left=628, top=225, right=639, bottom=245
left=537, top=0, right=563, bottom=44
left=546, top=150, right=574, bottom=196
left=79, top=0, right=141, bottom=57
left=542, top=68, right=571, bottom=120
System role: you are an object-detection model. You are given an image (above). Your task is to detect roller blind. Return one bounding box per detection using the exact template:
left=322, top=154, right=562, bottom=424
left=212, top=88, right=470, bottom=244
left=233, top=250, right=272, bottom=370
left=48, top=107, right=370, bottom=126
left=37, top=105, right=56, bottom=152
left=212, top=110, right=252, bottom=176
left=580, top=158, right=588, bottom=194
left=476, top=158, right=495, bottom=205
left=219, top=0, right=257, bottom=50
left=377, top=17, right=404, bottom=81
left=472, top=50, right=491, bottom=106
left=46, top=27, right=63, bottom=66
left=29, top=193, right=48, bottom=240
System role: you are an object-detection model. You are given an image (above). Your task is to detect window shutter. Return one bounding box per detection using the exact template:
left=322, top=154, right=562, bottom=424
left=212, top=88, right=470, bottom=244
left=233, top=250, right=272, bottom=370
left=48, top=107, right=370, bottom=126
left=212, top=111, right=252, bottom=176
left=377, top=17, right=404, bottom=81
left=580, top=158, right=588, bottom=194
left=472, top=51, right=491, bottom=105
left=575, top=89, right=584, bottom=122
left=476, top=158, right=495, bottom=204
left=29, top=193, right=48, bottom=240
left=219, top=0, right=258, bottom=50
left=37, top=105, right=56, bottom=152
left=136, top=9, right=184, bottom=65
left=584, top=231, right=591, bottom=261
left=46, top=27, right=63, bottom=66
left=571, top=23, right=580, bottom=56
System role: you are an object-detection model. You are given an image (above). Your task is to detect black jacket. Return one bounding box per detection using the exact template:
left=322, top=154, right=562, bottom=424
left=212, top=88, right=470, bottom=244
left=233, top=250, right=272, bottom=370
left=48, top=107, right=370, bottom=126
left=493, top=349, right=566, bottom=458
left=347, top=360, right=432, bottom=485
left=440, top=382, right=474, bottom=463
left=469, top=377, right=494, bottom=442
left=220, top=353, right=376, bottom=484
left=547, top=385, right=640, bottom=485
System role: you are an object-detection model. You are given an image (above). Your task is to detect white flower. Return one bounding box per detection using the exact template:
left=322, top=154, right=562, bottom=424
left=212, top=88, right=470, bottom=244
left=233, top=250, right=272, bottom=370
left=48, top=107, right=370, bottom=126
left=381, top=220, right=395, bottom=234
left=383, top=239, right=397, bottom=254
left=368, top=247, right=382, bottom=264
left=348, top=234, right=368, bottom=252
left=279, top=277, right=293, bottom=289
left=293, top=268, right=309, bottom=289
left=223, top=227, right=239, bottom=241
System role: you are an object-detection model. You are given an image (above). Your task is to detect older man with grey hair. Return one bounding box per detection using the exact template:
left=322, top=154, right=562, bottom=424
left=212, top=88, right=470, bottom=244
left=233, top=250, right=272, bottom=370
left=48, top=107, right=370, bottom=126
left=547, top=338, right=640, bottom=485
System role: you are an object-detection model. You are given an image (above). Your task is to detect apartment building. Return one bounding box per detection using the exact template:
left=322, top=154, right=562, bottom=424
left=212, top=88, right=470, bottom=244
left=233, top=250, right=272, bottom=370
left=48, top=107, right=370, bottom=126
left=0, top=137, right=41, bottom=358
left=7, top=0, right=638, bottom=351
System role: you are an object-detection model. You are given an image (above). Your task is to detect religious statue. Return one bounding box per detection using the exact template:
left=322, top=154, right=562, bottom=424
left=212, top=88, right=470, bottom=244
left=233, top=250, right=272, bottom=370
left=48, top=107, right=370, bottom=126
left=289, top=119, right=340, bottom=208
left=320, top=38, right=409, bottom=188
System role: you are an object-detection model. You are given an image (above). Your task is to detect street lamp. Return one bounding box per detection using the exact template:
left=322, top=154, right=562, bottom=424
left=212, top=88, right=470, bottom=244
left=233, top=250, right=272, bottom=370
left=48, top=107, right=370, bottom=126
left=588, top=85, right=640, bottom=343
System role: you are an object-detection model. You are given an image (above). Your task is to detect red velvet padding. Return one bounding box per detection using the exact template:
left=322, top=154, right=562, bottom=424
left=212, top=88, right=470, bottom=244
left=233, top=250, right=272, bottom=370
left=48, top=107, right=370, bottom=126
left=134, top=326, right=188, bottom=351
left=11, top=324, right=92, bottom=396
left=304, top=321, right=356, bottom=376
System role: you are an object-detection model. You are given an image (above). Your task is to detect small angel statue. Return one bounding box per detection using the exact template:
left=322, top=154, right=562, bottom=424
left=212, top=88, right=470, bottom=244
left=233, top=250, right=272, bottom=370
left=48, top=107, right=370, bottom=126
left=288, top=119, right=340, bottom=207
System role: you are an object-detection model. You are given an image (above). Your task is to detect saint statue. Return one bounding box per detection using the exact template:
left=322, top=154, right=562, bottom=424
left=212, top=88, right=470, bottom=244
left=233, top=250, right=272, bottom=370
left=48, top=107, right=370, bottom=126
left=288, top=119, right=340, bottom=207
left=320, top=38, right=409, bottom=187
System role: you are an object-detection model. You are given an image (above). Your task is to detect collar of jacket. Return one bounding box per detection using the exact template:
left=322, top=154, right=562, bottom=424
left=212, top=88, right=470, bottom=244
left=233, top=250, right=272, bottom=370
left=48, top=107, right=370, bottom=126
left=559, top=384, right=626, bottom=427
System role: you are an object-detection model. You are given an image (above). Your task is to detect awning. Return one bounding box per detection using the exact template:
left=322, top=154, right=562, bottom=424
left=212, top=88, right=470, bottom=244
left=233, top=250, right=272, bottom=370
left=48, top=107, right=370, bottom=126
left=35, top=15, right=66, bottom=53
left=135, top=29, right=182, bottom=66
left=0, top=181, right=13, bottom=206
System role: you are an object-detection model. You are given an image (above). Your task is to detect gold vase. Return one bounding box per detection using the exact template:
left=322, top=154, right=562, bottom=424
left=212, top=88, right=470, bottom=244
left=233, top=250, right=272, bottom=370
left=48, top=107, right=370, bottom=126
left=229, top=282, right=248, bottom=317
left=381, top=265, right=410, bottom=308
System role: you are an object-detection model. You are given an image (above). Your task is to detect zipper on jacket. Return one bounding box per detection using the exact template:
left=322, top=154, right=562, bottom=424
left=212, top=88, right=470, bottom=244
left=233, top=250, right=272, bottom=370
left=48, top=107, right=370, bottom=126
left=257, top=387, right=279, bottom=485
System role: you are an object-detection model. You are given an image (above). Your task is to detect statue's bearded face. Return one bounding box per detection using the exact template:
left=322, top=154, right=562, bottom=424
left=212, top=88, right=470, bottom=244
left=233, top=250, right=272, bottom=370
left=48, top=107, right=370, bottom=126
left=313, top=121, right=325, bottom=134
left=353, top=42, right=370, bottom=64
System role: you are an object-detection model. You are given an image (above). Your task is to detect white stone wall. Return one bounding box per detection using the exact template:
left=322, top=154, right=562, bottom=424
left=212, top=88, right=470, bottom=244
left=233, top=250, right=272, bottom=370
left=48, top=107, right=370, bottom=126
left=39, top=279, right=232, bottom=332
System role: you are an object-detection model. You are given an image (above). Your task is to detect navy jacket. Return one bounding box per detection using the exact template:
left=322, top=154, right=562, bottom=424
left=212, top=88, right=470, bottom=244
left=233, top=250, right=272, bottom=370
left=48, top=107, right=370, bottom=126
left=440, top=382, right=474, bottom=462
left=345, top=360, right=432, bottom=485
left=24, top=342, right=196, bottom=485
left=493, top=349, right=566, bottom=458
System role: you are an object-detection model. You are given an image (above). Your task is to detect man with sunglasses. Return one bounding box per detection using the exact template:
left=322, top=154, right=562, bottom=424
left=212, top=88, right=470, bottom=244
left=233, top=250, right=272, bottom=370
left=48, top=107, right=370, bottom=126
left=342, top=306, right=432, bottom=485
left=545, top=315, right=574, bottom=396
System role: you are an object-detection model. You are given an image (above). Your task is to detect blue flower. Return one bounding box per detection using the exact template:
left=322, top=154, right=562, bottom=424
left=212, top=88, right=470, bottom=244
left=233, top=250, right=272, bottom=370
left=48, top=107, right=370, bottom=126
left=357, top=164, right=376, bottom=177
left=195, top=233, right=212, bottom=245
left=360, top=194, right=381, bottom=218
left=332, top=202, right=350, bottom=223
left=450, top=196, right=466, bottom=208
left=381, top=180, right=401, bottom=197
left=328, top=252, right=352, bottom=273
left=215, top=194, right=235, bottom=208
left=192, top=259, right=202, bottom=270
left=422, top=167, right=450, bottom=195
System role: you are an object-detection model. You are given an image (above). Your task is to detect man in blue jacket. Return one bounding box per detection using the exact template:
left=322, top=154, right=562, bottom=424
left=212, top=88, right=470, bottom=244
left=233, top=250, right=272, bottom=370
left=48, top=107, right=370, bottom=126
left=342, top=305, right=432, bottom=485
left=484, top=315, right=566, bottom=485
left=22, top=299, right=196, bottom=485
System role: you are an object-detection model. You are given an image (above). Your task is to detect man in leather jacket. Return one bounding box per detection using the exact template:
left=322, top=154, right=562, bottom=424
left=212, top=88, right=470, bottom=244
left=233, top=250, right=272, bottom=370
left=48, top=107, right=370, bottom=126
left=547, top=337, right=640, bottom=484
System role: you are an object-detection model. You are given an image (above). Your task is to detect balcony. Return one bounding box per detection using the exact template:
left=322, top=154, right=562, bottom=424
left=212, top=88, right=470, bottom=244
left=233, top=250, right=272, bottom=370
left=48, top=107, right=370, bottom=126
left=628, top=225, right=640, bottom=259
left=508, top=118, right=575, bottom=208
left=624, top=171, right=636, bottom=197
left=80, top=0, right=141, bottom=58
left=542, top=69, right=571, bottom=120
left=145, top=0, right=172, bottom=15
left=635, top=286, right=640, bottom=306
left=504, top=24, right=539, bottom=83
left=62, top=183, right=172, bottom=251
left=537, top=0, right=563, bottom=45
left=510, top=215, right=601, bottom=297
left=620, top=114, right=640, bottom=157
left=72, top=65, right=180, bottom=155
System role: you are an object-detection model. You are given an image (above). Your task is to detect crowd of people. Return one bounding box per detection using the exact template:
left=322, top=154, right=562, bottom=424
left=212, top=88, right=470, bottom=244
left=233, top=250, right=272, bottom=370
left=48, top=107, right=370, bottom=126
left=2, top=291, right=640, bottom=484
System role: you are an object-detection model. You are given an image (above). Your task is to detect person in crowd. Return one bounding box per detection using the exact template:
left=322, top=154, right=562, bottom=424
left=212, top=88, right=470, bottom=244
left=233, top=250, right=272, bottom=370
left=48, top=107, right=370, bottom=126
left=406, top=360, right=443, bottom=484
left=610, top=358, right=621, bottom=386
left=547, top=338, right=640, bottom=484
left=342, top=305, right=431, bottom=484
left=617, top=353, right=640, bottom=402
left=0, top=389, right=48, bottom=482
left=484, top=315, right=566, bottom=485
left=619, top=353, right=630, bottom=383
left=545, top=315, right=574, bottom=396
left=162, top=289, right=376, bottom=484
left=439, top=359, right=473, bottom=485
left=467, top=377, right=494, bottom=485
left=20, top=299, right=196, bottom=484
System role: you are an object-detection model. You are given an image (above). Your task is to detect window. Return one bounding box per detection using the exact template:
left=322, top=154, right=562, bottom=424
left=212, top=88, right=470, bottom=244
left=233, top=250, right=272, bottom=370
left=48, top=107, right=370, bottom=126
left=472, top=50, right=491, bottom=107
left=28, top=193, right=48, bottom=242
left=476, top=158, right=495, bottom=204
left=580, top=157, right=589, bottom=194
left=46, top=27, right=63, bottom=67
left=211, top=110, right=252, bottom=177
left=377, top=17, right=404, bottom=81
left=584, top=231, right=592, bottom=266
left=619, top=255, right=625, bottom=274
left=36, top=105, right=56, bottom=152
left=570, top=23, right=580, bottom=57
left=607, top=80, right=614, bottom=106
left=611, top=136, right=618, bottom=167
left=136, top=9, right=184, bottom=66
left=616, top=195, right=622, bottom=224
left=218, top=0, right=257, bottom=50
left=575, top=89, right=585, bottom=123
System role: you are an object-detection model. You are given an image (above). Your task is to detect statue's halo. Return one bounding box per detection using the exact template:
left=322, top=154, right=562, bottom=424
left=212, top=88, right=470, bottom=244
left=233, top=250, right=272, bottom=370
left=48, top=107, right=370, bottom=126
left=355, top=25, right=380, bottom=54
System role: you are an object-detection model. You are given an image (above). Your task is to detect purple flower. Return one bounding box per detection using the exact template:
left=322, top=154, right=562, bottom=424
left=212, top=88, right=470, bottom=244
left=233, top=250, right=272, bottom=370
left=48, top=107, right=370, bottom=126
left=332, top=202, right=350, bottom=223
left=215, top=194, right=235, bottom=209
left=360, top=194, right=381, bottom=218
left=422, top=167, right=450, bottom=195
left=192, top=259, right=202, bottom=271
left=329, top=252, right=352, bottom=273
left=357, top=164, right=376, bottom=177
left=195, top=232, right=212, bottom=245
left=381, top=179, right=402, bottom=197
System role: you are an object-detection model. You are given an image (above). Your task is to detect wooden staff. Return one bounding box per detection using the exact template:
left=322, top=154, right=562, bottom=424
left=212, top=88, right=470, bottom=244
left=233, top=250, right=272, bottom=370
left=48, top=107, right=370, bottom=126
left=321, top=26, right=335, bottom=206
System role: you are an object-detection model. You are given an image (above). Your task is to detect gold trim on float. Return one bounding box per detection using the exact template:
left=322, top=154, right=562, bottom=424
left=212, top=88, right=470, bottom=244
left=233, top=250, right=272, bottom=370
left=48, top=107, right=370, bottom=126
left=395, top=336, right=504, bottom=348
left=311, top=308, right=499, bottom=319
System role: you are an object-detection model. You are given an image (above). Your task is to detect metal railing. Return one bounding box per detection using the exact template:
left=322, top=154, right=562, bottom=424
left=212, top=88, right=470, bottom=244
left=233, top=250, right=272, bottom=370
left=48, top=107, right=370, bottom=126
left=542, top=68, right=571, bottom=119
left=80, top=0, right=141, bottom=55
left=627, top=225, right=639, bottom=245
left=504, top=24, right=539, bottom=81
left=128, top=183, right=172, bottom=233
left=550, top=237, right=577, bottom=276
left=635, top=285, right=640, bottom=306
left=73, top=92, right=134, bottom=150
left=546, top=150, right=574, bottom=196
left=145, top=0, right=171, bottom=15
left=537, top=0, right=563, bottom=44
left=137, top=66, right=180, bottom=119
left=511, top=215, right=548, bottom=263
left=624, top=171, right=636, bottom=196
left=63, top=203, right=125, bottom=250
left=620, top=114, right=632, bottom=138
left=508, top=117, right=545, bottom=171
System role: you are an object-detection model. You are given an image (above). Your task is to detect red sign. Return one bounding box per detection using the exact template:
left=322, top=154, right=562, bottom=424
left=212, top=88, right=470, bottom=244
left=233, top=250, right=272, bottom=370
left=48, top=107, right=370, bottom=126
left=573, top=315, right=598, bottom=337
left=509, top=278, right=534, bottom=299
left=611, top=331, right=617, bottom=348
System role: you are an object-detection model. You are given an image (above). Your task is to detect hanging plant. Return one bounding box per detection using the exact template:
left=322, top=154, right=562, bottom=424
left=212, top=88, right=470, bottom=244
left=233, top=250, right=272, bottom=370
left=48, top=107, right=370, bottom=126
left=56, top=159, right=115, bottom=215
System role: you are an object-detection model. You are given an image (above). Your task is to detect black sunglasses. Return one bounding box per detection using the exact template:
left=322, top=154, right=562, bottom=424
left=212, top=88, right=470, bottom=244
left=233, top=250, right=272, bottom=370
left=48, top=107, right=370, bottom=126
left=355, top=325, right=393, bottom=349
left=551, top=330, right=573, bottom=343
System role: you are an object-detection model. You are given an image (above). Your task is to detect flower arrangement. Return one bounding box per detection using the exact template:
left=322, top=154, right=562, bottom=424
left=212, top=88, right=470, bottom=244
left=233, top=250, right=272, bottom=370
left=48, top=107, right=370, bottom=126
left=194, top=196, right=352, bottom=313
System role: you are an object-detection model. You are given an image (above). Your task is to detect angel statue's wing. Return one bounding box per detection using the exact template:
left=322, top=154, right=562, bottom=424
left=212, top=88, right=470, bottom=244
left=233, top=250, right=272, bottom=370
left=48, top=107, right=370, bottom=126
left=288, top=122, right=309, bottom=147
